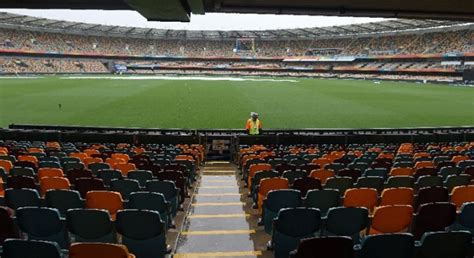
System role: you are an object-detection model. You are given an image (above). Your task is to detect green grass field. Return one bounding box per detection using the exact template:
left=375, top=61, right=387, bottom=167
left=0, top=75, right=473, bottom=129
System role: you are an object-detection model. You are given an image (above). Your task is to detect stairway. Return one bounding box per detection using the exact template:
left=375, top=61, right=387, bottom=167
left=173, top=161, right=271, bottom=257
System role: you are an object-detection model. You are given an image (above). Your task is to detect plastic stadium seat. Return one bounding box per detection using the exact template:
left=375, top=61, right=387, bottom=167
left=18, top=155, right=39, bottom=166
left=413, top=202, right=457, bottom=240
left=74, top=178, right=106, bottom=198
left=5, top=188, right=41, bottom=210
left=415, top=186, right=449, bottom=210
left=274, top=164, right=297, bottom=175
left=262, top=189, right=302, bottom=234
left=356, top=233, right=415, bottom=258
left=0, top=159, right=13, bottom=172
left=114, top=163, right=137, bottom=177
left=88, top=162, right=111, bottom=175
left=155, top=171, right=187, bottom=203
left=337, top=168, right=362, bottom=181
left=38, top=161, right=61, bottom=169
left=39, top=177, right=71, bottom=196
left=389, top=167, right=414, bottom=176
left=6, top=175, right=37, bottom=190
left=282, top=170, right=307, bottom=184
left=38, top=168, right=64, bottom=179
left=453, top=202, right=474, bottom=234
left=363, top=168, right=388, bottom=179
left=2, top=239, right=62, bottom=258
left=444, top=174, right=471, bottom=192
left=414, top=167, right=437, bottom=179
left=62, top=162, right=86, bottom=173
left=324, top=177, right=353, bottom=195
left=0, top=206, right=19, bottom=244
left=271, top=207, right=321, bottom=258
left=290, top=236, right=354, bottom=258
left=292, top=177, right=321, bottom=196
left=146, top=180, right=180, bottom=217
left=67, top=208, right=117, bottom=243
left=116, top=210, right=167, bottom=258
left=16, top=207, right=69, bottom=248
left=70, top=153, right=89, bottom=162
left=69, top=242, right=135, bottom=258
left=354, top=177, right=384, bottom=192
left=97, top=169, right=123, bottom=186
left=127, top=170, right=153, bottom=187
left=379, top=187, right=414, bottom=206
left=343, top=188, right=378, bottom=212
left=323, top=207, right=369, bottom=243
left=257, top=178, right=289, bottom=212
left=310, top=169, right=335, bottom=184
left=368, top=205, right=413, bottom=235
left=127, top=192, right=171, bottom=230
left=439, top=166, right=461, bottom=180
left=250, top=170, right=280, bottom=200
left=451, top=185, right=474, bottom=211
left=416, top=231, right=472, bottom=258
left=111, top=179, right=141, bottom=200
left=111, top=153, right=130, bottom=163
left=67, top=169, right=93, bottom=184
left=311, top=158, right=331, bottom=168
left=415, top=175, right=443, bottom=189
left=85, top=191, right=123, bottom=220
left=248, top=163, right=272, bottom=186
left=304, top=189, right=341, bottom=216
left=10, top=166, right=35, bottom=177
left=299, top=164, right=321, bottom=174
left=45, top=189, right=84, bottom=217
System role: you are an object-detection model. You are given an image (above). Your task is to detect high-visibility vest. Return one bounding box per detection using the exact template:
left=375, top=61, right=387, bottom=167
left=247, top=119, right=261, bottom=135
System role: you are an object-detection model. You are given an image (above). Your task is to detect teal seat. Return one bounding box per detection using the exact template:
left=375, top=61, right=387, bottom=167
left=262, top=189, right=302, bottom=234
left=323, top=207, right=368, bottom=244
left=416, top=231, right=472, bottom=258
left=3, top=239, right=63, bottom=258
left=305, top=189, right=340, bottom=216
left=356, top=233, right=414, bottom=258
left=66, top=208, right=117, bottom=243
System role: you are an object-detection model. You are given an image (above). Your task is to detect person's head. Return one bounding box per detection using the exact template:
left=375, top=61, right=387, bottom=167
left=251, top=112, right=259, bottom=121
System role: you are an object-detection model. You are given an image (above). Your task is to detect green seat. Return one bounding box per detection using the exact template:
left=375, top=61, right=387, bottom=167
left=385, top=176, right=414, bottom=189
left=417, top=231, right=472, bottom=258
left=415, top=175, right=443, bottom=190
left=323, top=207, right=369, bottom=244
left=444, top=174, right=471, bottom=192
left=324, top=177, right=353, bottom=196
left=66, top=208, right=117, bottom=243
left=262, top=189, right=302, bottom=234
left=282, top=170, right=307, bottom=184
left=355, top=176, right=384, bottom=192
left=305, top=189, right=340, bottom=216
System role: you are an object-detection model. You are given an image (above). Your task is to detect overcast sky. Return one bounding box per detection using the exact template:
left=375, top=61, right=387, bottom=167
left=1, top=9, right=387, bottom=31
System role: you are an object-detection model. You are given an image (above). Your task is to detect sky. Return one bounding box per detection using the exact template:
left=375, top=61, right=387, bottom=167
left=1, top=9, right=387, bottom=31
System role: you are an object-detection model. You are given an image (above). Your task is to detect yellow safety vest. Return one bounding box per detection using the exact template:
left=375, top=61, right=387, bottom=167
left=248, top=119, right=260, bottom=135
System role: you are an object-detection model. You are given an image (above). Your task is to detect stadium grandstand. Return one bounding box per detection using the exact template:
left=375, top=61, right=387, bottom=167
left=0, top=0, right=474, bottom=257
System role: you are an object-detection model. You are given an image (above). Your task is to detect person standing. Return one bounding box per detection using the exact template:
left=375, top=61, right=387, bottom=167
left=246, top=112, right=263, bottom=135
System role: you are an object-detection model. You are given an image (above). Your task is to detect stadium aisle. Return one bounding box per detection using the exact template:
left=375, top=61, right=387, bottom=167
left=173, top=161, right=271, bottom=257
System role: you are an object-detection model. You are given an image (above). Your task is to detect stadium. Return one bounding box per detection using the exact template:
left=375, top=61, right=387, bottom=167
left=0, top=0, right=474, bottom=257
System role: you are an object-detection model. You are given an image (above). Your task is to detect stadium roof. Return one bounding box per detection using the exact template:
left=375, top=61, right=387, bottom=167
left=0, top=12, right=472, bottom=40
left=0, top=0, right=472, bottom=21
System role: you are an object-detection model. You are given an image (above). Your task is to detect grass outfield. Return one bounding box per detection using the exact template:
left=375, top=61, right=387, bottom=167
left=0, top=75, right=473, bottom=129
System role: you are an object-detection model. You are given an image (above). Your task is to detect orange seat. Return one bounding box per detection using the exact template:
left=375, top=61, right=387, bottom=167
left=114, top=163, right=137, bottom=176
left=69, top=243, right=135, bottom=258
left=0, top=160, right=13, bottom=173
left=18, top=155, right=38, bottom=166
left=311, top=158, right=331, bottom=168
left=46, top=142, right=61, bottom=149
left=70, top=152, right=89, bottom=162
left=0, top=147, right=8, bottom=154
left=248, top=163, right=272, bottom=187
left=414, top=161, right=434, bottom=169
left=83, top=157, right=103, bottom=166
left=257, top=178, right=289, bottom=212
left=38, top=168, right=64, bottom=179
left=390, top=167, right=414, bottom=176
left=451, top=185, right=474, bottom=211
left=343, top=188, right=379, bottom=212
left=86, top=191, right=123, bottom=219
left=310, top=169, right=335, bottom=185
left=0, top=181, right=4, bottom=197
left=111, top=153, right=130, bottom=163
left=106, top=157, right=126, bottom=168
left=28, top=147, right=44, bottom=153
left=380, top=188, right=414, bottom=206
left=83, top=149, right=100, bottom=156
left=39, top=177, right=71, bottom=196
left=368, top=205, right=413, bottom=235
left=451, top=155, right=469, bottom=165
left=413, top=152, right=430, bottom=159
left=131, top=147, right=145, bottom=155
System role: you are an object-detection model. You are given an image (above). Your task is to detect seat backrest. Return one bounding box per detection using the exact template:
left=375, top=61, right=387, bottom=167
left=324, top=177, right=353, bottom=196
left=415, top=186, right=449, bottom=210
left=325, top=206, right=369, bottom=236
left=274, top=207, right=321, bottom=237
left=418, top=231, right=472, bottom=258
left=3, top=239, right=62, bottom=258
left=0, top=206, right=18, bottom=244
left=16, top=207, right=63, bottom=237
left=67, top=169, right=93, bottom=184
left=389, top=167, right=414, bottom=177
left=5, top=188, right=41, bottom=209
left=69, top=242, right=134, bottom=258
left=40, top=177, right=71, bottom=196
left=290, top=236, right=354, bottom=258
left=85, top=191, right=123, bottom=218
left=359, top=233, right=414, bottom=258
left=343, top=188, right=378, bottom=212
left=282, top=170, right=307, bottom=184
left=7, top=175, right=37, bottom=190
left=74, top=178, right=106, bottom=198
left=145, top=180, right=178, bottom=201
left=354, top=177, right=384, bottom=192
left=45, top=189, right=84, bottom=216
left=116, top=209, right=165, bottom=239
left=259, top=177, right=289, bottom=197
left=292, top=177, right=321, bottom=196
left=97, top=169, right=123, bottom=186
left=305, top=189, right=340, bottom=216
left=458, top=202, right=474, bottom=230
left=38, top=168, right=64, bottom=179
left=337, top=168, right=362, bottom=181
left=415, top=175, right=443, bottom=189
left=127, top=170, right=153, bottom=187
left=380, top=187, right=414, bottom=206
left=264, top=189, right=302, bottom=212
left=385, top=176, right=414, bottom=189
left=369, top=205, right=413, bottom=235
left=110, top=179, right=141, bottom=200
left=66, top=208, right=115, bottom=242
left=451, top=185, right=474, bottom=211
left=414, top=202, right=457, bottom=239
left=10, top=166, right=35, bottom=177
left=445, top=174, right=471, bottom=192
left=128, top=192, right=168, bottom=213
left=310, top=169, right=335, bottom=184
